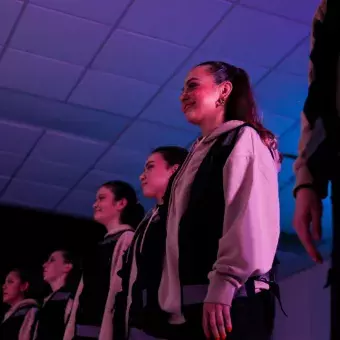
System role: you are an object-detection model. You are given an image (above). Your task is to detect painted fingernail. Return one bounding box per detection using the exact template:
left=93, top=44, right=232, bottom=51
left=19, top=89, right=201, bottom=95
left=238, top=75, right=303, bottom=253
left=227, top=326, right=232, bottom=333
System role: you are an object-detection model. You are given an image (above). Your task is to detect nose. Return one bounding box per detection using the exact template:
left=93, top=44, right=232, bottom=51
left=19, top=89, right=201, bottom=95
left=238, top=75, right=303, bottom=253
left=2, top=283, right=6, bottom=290
left=93, top=201, right=98, bottom=209
left=180, top=89, right=189, bottom=103
left=43, top=262, right=47, bottom=270
left=139, top=172, right=145, bottom=182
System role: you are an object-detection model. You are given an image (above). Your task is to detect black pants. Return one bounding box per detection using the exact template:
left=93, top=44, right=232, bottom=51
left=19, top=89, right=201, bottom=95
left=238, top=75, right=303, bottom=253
left=128, top=290, right=275, bottom=340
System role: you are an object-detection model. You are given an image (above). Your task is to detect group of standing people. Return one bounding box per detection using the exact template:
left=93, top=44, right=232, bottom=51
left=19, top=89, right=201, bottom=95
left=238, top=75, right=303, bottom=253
left=1, top=60, right=282, bottom=340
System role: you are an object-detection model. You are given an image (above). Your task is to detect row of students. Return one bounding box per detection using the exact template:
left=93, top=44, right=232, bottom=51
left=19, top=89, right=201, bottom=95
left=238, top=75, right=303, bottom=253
left=1, top=59, right=282, bottom=340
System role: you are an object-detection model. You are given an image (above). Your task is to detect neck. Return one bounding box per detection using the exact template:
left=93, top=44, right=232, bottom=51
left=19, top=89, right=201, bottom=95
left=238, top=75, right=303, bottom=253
left=200, top=116, right=224, bottom=136
left=105, top=217, right=122, bottom=233
left=50, top=276, right=66, bottom=292
left=9, top=296, right=24, bottom=307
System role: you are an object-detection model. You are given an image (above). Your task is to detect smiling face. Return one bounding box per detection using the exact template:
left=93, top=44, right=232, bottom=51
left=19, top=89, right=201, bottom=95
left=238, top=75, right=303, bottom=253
left=2, top=271, right=28, bottom=306
left=180, top=65, right=232, bottom=133
left=139, top=152, right=177, bottom=203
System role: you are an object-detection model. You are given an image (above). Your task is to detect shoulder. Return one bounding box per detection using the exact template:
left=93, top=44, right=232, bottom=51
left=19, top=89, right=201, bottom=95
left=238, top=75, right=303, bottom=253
left=116, top=230, right=134, bottom=250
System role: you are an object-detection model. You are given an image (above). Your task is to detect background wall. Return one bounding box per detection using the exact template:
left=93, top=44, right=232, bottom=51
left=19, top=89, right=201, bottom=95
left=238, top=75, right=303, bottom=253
left=274, top=260, right=331, bottom=340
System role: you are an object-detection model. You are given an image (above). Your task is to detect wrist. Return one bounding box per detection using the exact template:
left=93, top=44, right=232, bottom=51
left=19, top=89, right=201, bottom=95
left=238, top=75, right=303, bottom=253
left=294, top=184, right=316, bottom=198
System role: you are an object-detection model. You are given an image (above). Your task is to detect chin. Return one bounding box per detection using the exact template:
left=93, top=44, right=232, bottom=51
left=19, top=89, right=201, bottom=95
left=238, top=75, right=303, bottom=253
left=142, top=188, right=155, bottom=199
left=184, top=112, right=201, bottom=125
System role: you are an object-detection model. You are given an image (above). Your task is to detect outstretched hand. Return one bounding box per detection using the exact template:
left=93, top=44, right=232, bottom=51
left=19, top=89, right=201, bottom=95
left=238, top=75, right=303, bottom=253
left=203, top=302, right=232, bottom=339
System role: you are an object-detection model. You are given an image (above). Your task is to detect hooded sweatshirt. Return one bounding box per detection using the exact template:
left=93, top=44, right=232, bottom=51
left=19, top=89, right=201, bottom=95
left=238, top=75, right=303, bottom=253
left=158, top=120, right=281, bottom=324
left=1, top=298, right=38, bottom=340
left=63, top=224, right=134, bottom=340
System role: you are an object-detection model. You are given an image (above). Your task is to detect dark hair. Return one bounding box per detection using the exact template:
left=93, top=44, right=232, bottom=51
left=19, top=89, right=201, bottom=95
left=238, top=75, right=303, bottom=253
left=198, top=61, right=277, bottom=150
left=9, top=268, right=32, bottom=297
left=102, top=180, right=145, bottom=229
left=58, top=249, right=82, bottom=293
left=151, top=146, right=188, bottom=167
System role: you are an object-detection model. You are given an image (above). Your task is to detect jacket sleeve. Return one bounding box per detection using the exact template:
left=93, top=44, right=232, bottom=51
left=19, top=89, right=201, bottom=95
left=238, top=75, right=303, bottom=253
left=293, top=0, right=329, bottom=198
left=205, top=128, right=280, bottom=306
left=18, top=307, right=39, bottom=340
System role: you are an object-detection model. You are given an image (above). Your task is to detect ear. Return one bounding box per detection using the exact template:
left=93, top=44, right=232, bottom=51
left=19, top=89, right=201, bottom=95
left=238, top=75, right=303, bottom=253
left=219, top=81, right=233, bottom=101
left=117, top=197, right=128, bottom=212
left=20, top=282, right=29, bottom=294
left=170, top=164, right=179, bottom=175
left=64, top=263, right=73, bottom=275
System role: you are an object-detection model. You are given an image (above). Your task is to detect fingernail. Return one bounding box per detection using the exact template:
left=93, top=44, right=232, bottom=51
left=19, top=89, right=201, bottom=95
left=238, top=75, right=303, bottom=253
left=227, top=326, right=232, bottom=333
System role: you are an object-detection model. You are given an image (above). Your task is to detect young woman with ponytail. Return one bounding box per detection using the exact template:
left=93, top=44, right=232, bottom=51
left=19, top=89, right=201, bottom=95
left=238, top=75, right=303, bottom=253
left=64, top=181, right=145, bottom=340
left=151, top=61, right=281, bottom=339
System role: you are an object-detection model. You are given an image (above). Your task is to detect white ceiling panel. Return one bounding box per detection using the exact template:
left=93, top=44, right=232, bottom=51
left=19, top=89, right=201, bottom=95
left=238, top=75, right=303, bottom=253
left=95, top=146, right=146, bottom=177
left=140, top=88, right=199, bottom=131
left=167, top=48, right=269, bottom=91
left=30, top=131, right=109, bottom=167
left=240, top=0, right=320, bottom=25
left=30, top=0, right=131, bottom=26
left=56, top=189, right=94, bottom=217
left=0, top=178, right=68, bottom=209
left=0, top=176, right=9, bottom=192
left=256, top=71, right=307, bottom=119
left=0, top=89, right=131, bottom=142
left=115, top=120, right=194, bottom=155
left=93, top=29, right=191, bottom=85
left=10, top=4, right=110, bottom=66
left=0, top=152, right=23, bottom=177
left=16, top=158, right=85, bottom=188
left=0, top=0, right=23, bottom=45
left=262, top=112, right=295, bottom=137
left=0, top=120, right=42, bottom=155
left=0, top=49, right=83, bottom=100
left=76, top=169, right=140, bottom=193
left=201, top=6, right=310, bottom=67
left=277, top=38, right=310, bottom=76
left=69, top=70, right=159, bottom=116
left=120, top=0, right=232, bottom=47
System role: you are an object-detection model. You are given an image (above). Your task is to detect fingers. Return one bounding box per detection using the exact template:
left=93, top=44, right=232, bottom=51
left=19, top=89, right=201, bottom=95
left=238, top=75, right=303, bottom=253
left=203, top=308, right=210, bottom=339
left=294, top=216, right=322, bottom=263
left=216, top=305, right=227, bottom=339
left=222, top=305, right=232, bottom=334
left=311, top=202, right=322, bottom=241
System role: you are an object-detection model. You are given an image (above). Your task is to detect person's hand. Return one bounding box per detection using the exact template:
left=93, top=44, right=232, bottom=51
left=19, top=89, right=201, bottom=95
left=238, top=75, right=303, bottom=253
left=203, top=302, right=232, bottom=339
left=293, top=188, right=323, bottom=263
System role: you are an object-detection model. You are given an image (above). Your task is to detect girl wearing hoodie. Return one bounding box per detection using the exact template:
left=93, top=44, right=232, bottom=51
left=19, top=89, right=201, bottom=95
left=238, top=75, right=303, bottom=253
left=154, top=61, right=281, bottom=339
left=1, top=268, right=38, bottom=340
left=34, top=249, right=80, bottom=340
left=64, top=181, right=145, bottom=340
left=114, top=146, right=188, bottom=340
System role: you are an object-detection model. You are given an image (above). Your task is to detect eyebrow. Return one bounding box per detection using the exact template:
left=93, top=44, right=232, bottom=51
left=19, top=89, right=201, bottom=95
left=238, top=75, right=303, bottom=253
left=186, top=77, right=199, bottom=84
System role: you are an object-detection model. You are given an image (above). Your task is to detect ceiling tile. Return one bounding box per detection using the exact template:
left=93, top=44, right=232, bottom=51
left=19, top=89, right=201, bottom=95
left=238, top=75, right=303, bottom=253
left=0, top=176, right=9, bottom=192
left=115, top=120, right=194, bottom=154
left=167, top=48, right=269, bottom=90
left=240, top=0, right=320, bottom=25
left=77, top=169, right=140, bottom=193
left=0, top=0, right=23, bottom=44
left=201, top=6, right=309, bottom=67
left=30, top=0, right=130, bottom=25
left=0, top=152, right=23, bottom=177
left=16, top=158, right=85, bottom=188
left=277, top=120, right=301, bottom=155
left=10, top=4, right=110, bottom=66
left=140, top=88, right=199, bottom=132
left=279, top=158, right=294, bottom=188
left=255, top=71, right=307, bottom=119
left=0, top=48, right=83, bottom=100
left=277, top=38, right=310, bottom=76
left=0, top=89, right=131, bottom=142
left=0, top=179, right=67, bottom=209
left=56, top=189, right=94, bottom=217
left=30, top=131, right=109, bottom=167
left=262, top=112, right=295, bottom=137
left=93, top=29, right=191, bottom=85
left=120, top=0, right=232, bottom=47
left=95, top=146, right=146, bottom=177
left=0, top=120, right=42, bottom=154
left=69, top=70, right=159, bottom=116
